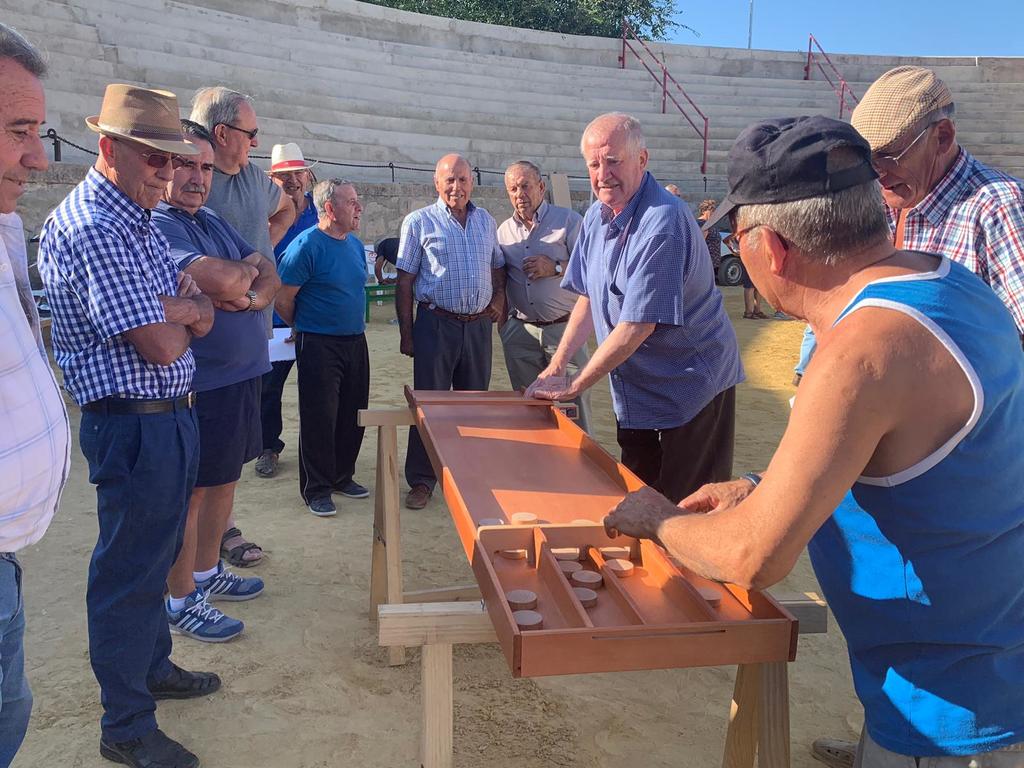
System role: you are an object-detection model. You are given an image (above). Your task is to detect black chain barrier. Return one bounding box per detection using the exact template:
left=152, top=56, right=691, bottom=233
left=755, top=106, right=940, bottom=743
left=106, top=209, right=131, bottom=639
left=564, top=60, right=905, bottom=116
left=39, top=130, right=590, bottom=184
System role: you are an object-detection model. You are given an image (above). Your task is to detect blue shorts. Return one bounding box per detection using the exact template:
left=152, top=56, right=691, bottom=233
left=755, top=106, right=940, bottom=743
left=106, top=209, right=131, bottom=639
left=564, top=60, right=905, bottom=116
left=195, top=376, right=262, bottom=487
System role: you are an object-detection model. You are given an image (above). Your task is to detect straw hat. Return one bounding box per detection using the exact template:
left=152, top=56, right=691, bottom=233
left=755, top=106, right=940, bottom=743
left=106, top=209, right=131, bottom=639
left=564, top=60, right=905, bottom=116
left=86, top=84, right=198, bottom=155
left=269, top=143, right=317, bottom=174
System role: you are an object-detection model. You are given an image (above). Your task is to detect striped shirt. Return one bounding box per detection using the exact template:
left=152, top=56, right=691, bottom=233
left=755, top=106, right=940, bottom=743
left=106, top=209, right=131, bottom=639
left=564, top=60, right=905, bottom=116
left=563, top=172, right=744, bottom=430
left=887, top=148, right=1024, bottom=336
left=396, top=198, right=504, bottom=314
left=0, top=213, right=70, bottom=552
left=38, top=168, right=195, bottom=405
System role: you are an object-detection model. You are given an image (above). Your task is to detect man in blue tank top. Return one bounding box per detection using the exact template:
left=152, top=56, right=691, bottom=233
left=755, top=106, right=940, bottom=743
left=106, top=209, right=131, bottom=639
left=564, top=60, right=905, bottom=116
left=605, top=115, right=1024, bottom=767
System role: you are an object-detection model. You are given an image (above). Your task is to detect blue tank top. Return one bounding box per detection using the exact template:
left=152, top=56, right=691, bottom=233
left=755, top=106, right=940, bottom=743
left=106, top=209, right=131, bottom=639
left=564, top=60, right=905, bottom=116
left=808, top=257, right=1024, bottom=757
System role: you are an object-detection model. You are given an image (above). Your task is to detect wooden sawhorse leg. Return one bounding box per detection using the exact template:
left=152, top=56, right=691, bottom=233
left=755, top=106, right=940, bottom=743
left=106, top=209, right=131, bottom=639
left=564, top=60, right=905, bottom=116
left=722, top=661, right=791, bottom=768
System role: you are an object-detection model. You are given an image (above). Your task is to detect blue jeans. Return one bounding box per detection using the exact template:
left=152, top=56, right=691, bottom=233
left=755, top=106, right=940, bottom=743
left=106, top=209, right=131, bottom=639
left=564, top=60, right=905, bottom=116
left=0, top=555, right=31, bottom=767
left=79, top=408, right=199, bottom=742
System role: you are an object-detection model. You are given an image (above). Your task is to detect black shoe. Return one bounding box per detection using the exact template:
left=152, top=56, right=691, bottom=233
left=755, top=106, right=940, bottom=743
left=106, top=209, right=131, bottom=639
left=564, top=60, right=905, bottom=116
left=148, top=663, right=221, bottom=701
left=100, top=729, right=199, bottom=768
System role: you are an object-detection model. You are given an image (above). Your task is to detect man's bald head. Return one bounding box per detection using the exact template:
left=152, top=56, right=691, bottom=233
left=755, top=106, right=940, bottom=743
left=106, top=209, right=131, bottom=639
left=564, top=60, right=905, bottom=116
left=434, top=153, right=474, bottom=215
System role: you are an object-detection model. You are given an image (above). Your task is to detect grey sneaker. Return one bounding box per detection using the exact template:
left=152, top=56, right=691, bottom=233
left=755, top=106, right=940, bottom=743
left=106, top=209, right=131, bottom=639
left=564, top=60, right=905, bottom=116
left=254, top=449, right=279, bottom=478
left=308, top=496, right=337, bottom=517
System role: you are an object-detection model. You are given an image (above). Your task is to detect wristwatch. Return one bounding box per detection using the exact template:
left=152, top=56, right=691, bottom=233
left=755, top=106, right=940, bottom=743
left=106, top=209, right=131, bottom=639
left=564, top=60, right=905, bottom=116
left=554, top=261, right=563, bottom=275
left=245, top=289, right=257, bottom=311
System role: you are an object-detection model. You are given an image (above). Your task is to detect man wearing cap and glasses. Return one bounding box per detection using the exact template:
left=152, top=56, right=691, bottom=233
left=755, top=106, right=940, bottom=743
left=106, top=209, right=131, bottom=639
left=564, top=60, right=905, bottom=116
left=608, top=115, right=1024, bottom=768
left=38, top=85, right=220, bottom=768
left=528, top=113, right=743, bottom=504
left=190, top=86, right=294, bottom=567
left=254, top=142, right=320, bottom=480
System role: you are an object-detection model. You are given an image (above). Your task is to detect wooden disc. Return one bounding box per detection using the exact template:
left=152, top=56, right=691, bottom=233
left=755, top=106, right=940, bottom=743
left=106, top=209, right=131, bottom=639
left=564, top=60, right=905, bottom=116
left=573, top=587, right=598, bottom=607
left=570, top=569, right=603, bottom=588
left=558, top=560, right=583, bottom=575
left=571, top=518, right=594, bottom=525
left=513, top=609, right=544, bottom=630
left=477, top=518, right=505, bottom=527
left=505, top=589, right=538, bottom=610
left=605, top=558, right=635, bottom=578
left=498, top=548, right=527, bottom=560
left=551, top=547, right=580, bottom=561
left=510, top=512, right=538, bottom=526
left=600, top=546, right=631, bottom=560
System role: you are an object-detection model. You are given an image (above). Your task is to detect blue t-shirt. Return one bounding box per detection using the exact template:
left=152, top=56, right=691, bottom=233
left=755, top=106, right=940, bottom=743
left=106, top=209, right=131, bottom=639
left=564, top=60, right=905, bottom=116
left=562, top=172, right=744, bottom=429
left=809, top=258, right=1024, bottom=757
left=152, top=201, right=271, bottom=392
left=278, top=227, right=367, bottom=336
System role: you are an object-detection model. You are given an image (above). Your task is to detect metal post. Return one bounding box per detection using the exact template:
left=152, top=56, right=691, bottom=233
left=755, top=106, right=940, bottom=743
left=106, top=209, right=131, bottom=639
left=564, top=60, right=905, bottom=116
left=619, top=19, right=626, bottom=68
left=45, top=128, right=60, bottom=162
left=389, top=162, right=395, bottom=183
left=701, top=117, right=709, bottom=176
left=747, top=0, right=754, bottom=49
left=474, top=166, right=482, bottom=185
left=804, top=35, right=813, bottom=80
left=661, top=67, right=667, bottom=114
left=838, top=84, right=846, bottom=119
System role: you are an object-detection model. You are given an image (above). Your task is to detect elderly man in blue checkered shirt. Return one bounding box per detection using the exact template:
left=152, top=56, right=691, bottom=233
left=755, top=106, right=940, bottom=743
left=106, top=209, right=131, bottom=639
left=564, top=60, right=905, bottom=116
left=528, top=113, right=744, bottom=504
left=395, top=153, right=506, bottom=510
left=38, top=85, right=220, bottom=768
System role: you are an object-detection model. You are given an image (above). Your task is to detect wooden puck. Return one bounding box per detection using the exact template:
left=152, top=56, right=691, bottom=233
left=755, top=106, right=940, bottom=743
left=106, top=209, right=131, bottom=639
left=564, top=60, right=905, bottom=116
left=513, top=609, right=544, bottom=630
left=477, top=518, right=505, bottom=527
left=505, top=589, right=538, bottom=611
left=570, top=570, right=603, bottom=588
left=551, top=547, right=580, bottom=561
left=600, top=546, right=631, bottom=560
left=498, top=548, right=527, bottom=560
left=697, top=586, right=722, bottom=607
left=510, top=512, right=538, bottom=526
left=571, top=518, right=594, bottom=525
left=573, top=587, right=598, bottom=607
left=558, top=560, right=583, bottom=575
left=605, top=558, right=635, bottom=578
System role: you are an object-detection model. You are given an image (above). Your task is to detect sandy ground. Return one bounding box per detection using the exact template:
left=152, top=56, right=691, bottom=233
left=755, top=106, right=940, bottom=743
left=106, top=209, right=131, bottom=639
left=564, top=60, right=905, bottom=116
left=16, top=288, right=862, bottom=768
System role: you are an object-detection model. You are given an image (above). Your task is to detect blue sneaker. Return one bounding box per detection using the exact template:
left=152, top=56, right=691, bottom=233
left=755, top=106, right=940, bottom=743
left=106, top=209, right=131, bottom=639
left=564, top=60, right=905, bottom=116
left=335, top=480, right=369, bottom=499
left=166, top=589, right=243, bottom=643
left=308, top=496, right=337, bottom=517
left=197, top=561, right=264, bottom=602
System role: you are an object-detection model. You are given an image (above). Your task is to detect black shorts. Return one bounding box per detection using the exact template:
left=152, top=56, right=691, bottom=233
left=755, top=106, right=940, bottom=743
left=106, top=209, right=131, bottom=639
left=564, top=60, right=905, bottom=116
left=741, top=270, right=755, bottom=289
left=195, top=376, right=263, bottom=487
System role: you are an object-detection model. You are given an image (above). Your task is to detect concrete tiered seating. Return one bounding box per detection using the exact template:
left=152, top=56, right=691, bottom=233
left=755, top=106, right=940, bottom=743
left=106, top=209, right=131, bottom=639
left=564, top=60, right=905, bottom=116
left=8, top=0, right=1024, bottom=202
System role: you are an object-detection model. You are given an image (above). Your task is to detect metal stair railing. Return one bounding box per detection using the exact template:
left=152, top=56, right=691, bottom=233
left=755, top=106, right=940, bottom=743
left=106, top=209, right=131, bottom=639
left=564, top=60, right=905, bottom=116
left=803, top=33, right=859, bottom=119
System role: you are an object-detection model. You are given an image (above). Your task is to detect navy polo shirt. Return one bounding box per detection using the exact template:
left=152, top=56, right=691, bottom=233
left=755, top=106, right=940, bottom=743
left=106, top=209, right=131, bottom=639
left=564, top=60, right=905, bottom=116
left=152, top=201, right=271, bottom=392
left=278, top=227, right=367, bottom=336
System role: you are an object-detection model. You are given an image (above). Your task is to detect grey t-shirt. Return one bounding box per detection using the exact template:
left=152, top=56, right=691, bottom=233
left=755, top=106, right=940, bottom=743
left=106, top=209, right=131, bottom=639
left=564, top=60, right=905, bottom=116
left=205, top=162, right=282, bottom=336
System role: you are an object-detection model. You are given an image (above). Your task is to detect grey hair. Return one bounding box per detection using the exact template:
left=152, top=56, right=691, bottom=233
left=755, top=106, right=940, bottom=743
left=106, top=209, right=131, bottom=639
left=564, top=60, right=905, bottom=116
left=580, top=113, right=646, bottom=155
left=735, top=147, right=890, bottom=266
left=179, top=119, right=212, bottom=146
left=505, top=160, right=543, bottom=180
left=0, top=23, right=46, bottom=78
left=924, top=102, right=956, bottom=126
left=313, top=178, right=353, bottom=217
left=189, top=87, right=252, bottom=132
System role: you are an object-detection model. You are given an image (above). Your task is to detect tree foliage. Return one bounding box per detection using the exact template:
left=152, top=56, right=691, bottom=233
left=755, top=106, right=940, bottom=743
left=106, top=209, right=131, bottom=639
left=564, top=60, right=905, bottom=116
left=364, top=0, right=685, bottom=41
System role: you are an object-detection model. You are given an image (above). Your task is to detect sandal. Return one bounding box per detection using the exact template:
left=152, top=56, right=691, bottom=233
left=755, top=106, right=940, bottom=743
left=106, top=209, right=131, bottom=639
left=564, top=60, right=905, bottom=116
left=221, top=526, right=263, bottom=568
left=742, top=311, right=756, bottom=319
left=751, top=310, right=769, bottom=319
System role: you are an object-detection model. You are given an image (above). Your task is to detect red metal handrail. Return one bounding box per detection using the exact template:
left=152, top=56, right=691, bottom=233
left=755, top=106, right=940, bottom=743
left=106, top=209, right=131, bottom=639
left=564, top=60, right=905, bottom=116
left=618, top=19, right=709, bottom=175
left=803, top=34, right=859, bottom=120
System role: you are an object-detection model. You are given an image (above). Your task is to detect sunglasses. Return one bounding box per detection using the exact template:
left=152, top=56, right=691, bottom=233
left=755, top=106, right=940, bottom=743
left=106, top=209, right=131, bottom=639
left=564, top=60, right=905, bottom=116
left=175, top=158, right=216, bottom=173
left=723, top=224, right=759, bottom=252
left=112, top=137, right=186, bottom=170
left=220, top=123, right=258, bottom=140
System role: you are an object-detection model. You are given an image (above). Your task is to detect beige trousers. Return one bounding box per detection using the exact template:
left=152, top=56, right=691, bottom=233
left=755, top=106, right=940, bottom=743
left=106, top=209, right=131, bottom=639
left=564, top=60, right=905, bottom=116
left=855, top=730, right=1024, bottom=768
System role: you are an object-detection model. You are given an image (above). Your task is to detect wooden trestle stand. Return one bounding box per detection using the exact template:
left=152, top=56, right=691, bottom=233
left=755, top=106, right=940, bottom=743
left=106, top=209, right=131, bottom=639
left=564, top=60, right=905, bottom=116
left=359, top=395, right=828, bottom=768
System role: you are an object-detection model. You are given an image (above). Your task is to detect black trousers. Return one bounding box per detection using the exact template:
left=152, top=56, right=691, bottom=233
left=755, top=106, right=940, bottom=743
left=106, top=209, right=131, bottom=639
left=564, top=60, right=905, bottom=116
left=616, top=386, right=736, bottom=504
left=405, top=306, right=492, bottom=490
left=260, top=359, right=294, bottom=454
left=295, top=332, right=369, bottom=502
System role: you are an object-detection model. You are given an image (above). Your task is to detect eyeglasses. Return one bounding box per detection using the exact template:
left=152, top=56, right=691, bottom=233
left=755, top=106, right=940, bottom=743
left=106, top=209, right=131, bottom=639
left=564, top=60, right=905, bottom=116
left=871, top=124, right=934, bottom=175
left=175, top=157, right=215, bottom=173
left=723, top=224, right=759, bottom=253
left=112, top=138, right=186, bottom=170
left=220, top=123, right=258, bottom=140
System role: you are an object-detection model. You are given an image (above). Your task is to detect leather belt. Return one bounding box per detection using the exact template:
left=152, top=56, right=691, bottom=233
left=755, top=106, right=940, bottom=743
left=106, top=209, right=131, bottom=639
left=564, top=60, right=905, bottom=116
left=419, top=301, right=488, bottom=322
left=82, top=392, right=197, bottom=415
left=521, top=313, right=571, bottom=328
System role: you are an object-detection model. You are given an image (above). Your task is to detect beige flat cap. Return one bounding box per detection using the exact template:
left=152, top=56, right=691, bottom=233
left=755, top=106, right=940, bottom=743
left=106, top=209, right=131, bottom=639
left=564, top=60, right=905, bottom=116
left=851, top=66, right=953, bottom=153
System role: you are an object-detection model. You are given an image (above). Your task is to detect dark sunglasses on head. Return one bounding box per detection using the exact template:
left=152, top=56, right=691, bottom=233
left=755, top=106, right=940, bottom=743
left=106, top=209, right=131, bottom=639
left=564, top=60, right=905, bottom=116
left=220, top=123, right=258, bottom=140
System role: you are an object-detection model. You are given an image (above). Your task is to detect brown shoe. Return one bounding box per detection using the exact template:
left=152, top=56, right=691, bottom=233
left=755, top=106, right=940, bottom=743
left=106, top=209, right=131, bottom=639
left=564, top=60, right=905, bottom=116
left=810, top=738, right=856, bottom=768
left=405, top=484, right=432, bottom=510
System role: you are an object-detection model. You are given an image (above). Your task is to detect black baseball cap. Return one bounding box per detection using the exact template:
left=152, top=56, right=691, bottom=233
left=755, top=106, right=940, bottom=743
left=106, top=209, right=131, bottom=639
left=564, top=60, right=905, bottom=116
left=702, top=115, right=877, bottom=232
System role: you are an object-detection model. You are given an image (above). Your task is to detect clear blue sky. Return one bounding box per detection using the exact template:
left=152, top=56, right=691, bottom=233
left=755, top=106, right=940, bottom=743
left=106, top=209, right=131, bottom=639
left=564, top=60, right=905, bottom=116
left=668, top=1, right=1024, bottom=57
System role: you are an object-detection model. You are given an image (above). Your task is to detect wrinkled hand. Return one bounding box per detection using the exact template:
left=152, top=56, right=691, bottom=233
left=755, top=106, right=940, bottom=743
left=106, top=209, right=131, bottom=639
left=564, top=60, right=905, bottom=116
left=524, top=362, right=567, bottom=399
left=527, top=374, right=575, bottom=401
left=177, top=272, right=200, bottom=298
left=213, top=296, right=251, bottom=312
left=604, top=486, right=683, bottom=544
left=677, top=479, right=757, bottom=514
left=400, top=333, right=414, bottom=358
left=523, top=255, right=557, bottom=279
left=285, top=332, right=295, bottom=344
left=484, top=297, right=505, bottom=324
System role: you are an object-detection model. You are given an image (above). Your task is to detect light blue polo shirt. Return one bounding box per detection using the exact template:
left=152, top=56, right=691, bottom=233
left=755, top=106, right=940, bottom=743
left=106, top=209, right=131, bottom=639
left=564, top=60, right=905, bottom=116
left=278, top=227, right=367, bottom=337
